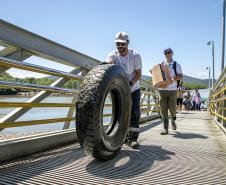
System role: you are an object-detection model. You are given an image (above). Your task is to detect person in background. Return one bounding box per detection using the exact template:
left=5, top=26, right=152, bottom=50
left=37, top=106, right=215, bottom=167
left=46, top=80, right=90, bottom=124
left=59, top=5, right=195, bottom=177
left=177, top=81, right=185, bottom=112
left=192, top=89, right=198, bottom=110
left=157, top=48, right=183, bottom=135
left=195, top=92, right=202, bottom=111
left=106, top=31, right=142, bottom=148
left=183, top=91, right=191, bottom=110
left=183, top=91, right=192, bottom=110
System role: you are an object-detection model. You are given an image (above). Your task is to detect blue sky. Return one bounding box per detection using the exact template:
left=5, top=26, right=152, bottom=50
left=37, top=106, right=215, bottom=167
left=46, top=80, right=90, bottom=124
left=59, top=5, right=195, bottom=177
left=0, top=0, right=224, bottom=79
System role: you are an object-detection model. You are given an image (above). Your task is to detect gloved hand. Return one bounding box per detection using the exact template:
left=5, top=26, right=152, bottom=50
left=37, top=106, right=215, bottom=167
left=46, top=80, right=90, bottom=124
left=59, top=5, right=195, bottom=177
left=100, top=61, right=109, bottom=65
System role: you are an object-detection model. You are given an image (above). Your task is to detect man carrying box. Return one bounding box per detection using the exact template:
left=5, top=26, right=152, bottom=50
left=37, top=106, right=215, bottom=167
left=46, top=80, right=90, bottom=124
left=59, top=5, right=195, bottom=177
left=154, top=48, right=183, bottom=135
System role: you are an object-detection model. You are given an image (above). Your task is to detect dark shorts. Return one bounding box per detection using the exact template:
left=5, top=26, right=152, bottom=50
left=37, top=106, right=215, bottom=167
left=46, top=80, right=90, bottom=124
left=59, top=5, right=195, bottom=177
left=177, top=98, right=183, bottom=105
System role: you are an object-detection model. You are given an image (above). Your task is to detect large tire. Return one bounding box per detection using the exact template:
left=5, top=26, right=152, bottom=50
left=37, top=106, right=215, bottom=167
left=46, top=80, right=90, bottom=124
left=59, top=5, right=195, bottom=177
left=76, top=64, right=131, bottom=161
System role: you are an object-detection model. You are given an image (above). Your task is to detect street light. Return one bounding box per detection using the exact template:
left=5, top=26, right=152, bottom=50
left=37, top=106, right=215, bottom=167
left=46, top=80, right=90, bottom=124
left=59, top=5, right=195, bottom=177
left=206, top=67, right=211, bottom=92
left=221, top=0, right=225, bottom=71
left=207, top=41, right=215, bottom=88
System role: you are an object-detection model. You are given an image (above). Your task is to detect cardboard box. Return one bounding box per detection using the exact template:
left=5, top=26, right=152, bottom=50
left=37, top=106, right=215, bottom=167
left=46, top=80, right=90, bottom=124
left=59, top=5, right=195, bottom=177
left=151, top=63, right=173, bottom=88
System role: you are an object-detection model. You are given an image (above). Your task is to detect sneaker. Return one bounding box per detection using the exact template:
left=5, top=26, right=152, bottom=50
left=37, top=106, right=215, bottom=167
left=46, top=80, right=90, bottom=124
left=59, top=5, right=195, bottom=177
left=124, top=139, right=140, bottom=148
left=124, top=139, right=132, bottom=147
left=172, top=120, right=177, bottom=130
left=130, top=141, right=140, bottom=149
left=160, top=129, right=169, bottom=135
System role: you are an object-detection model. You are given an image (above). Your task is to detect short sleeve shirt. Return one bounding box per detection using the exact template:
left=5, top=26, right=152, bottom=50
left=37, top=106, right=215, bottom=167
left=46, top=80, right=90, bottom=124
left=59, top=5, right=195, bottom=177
left=158, top=60, right=182, bottom=91
left=192, top=92, right=198, bottom=101
left=106, top=49, right=142, bottom=92
left=177, top=86, right=185, bottom=98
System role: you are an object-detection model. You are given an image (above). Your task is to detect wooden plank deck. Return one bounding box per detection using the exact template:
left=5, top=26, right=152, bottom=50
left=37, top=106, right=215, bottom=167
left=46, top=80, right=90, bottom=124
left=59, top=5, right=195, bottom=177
left=0, top=111, right=226, bottom=185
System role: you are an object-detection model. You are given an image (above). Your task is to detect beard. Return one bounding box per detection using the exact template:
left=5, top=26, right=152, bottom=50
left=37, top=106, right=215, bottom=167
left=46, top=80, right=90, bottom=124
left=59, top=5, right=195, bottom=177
left=117, top=47, right=127, bottom=54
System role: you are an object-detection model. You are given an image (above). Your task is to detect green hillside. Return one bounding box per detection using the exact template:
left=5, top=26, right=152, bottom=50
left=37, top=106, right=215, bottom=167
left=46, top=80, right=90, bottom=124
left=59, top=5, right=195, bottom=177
left=141, top=75, right=209, bottom=89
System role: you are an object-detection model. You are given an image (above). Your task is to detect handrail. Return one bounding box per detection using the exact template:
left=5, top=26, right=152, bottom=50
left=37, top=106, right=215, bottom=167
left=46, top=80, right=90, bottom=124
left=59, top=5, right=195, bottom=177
left=0, top=20, right=159, bottom=135
left=0, top=117, right=76, bottom=128
left=0, top=19, right=100, bottom=69
left=0, top=80, right=78, bottom=93
left=213, top=86, right=226, bottom=97
left=213, top=66, right=226, bottom=90
left=209, top=66, right=226, bottom=128
left=210, top=97, right=226, bottom=103
left=0, top=102, right=160, bottom=108
left=0, top=57, right=82, bottom=80
left=0, top=102, right=75, bottom=108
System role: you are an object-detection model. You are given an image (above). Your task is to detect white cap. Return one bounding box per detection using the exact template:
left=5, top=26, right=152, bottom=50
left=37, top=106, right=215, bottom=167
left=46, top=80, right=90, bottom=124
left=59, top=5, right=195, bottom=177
left=114, top=32, right=129, bottom=43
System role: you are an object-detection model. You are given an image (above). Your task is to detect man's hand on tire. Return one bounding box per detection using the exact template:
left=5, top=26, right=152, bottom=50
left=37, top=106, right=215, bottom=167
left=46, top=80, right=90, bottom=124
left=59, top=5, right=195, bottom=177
left=100, top=61, right=108, bottom=65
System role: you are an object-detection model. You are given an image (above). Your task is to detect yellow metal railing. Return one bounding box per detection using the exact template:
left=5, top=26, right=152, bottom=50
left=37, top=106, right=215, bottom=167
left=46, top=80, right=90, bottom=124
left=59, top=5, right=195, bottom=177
left=209, top=67, right=226, bottom=127
left=0, top=20, right=160, bottom=132
left=0, top=92, right=160, bottom=129
left=0, top=55, right=160, bottom=130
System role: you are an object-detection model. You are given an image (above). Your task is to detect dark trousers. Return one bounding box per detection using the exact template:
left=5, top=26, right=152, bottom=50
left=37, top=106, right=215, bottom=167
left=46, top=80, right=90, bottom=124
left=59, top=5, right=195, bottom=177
left=192, top=101, right=196, bottom=110
left=128, top=89, right=141, bottom=141
left=195, top=103, right=201, bottom=110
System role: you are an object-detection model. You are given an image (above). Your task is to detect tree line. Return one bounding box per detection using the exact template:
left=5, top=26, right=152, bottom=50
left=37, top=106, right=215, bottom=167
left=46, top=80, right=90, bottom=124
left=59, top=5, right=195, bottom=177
left=182, top=82, right=207, bottom=90
left=0, top=73, right=78, bottom=91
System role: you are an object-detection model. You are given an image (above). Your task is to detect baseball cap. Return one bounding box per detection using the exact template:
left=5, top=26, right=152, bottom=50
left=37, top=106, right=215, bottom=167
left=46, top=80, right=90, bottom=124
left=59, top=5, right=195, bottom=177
left=114, top=32, right=129, bottom=43
left=164, top=48, right=173, bottom=54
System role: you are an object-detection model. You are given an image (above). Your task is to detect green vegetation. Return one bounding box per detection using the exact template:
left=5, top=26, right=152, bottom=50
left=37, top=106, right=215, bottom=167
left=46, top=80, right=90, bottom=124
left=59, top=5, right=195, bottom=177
left=0, top=73, right=78, bottom=91
left=142, top=74, right=209, bottom=89
left=183, top=82, right=207, bottom=90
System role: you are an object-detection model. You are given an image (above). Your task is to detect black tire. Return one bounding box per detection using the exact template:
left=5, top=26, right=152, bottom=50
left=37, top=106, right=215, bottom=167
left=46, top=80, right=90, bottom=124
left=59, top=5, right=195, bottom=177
left=76, top=64, right=131, bottom=161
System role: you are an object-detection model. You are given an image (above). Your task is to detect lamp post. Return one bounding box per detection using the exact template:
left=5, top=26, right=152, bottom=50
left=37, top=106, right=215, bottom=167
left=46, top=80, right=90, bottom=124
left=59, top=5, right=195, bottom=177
left=206, top=67, right=211, bottom=92
left=221, top=0, right=225, bottom=71
left=207, top=41, right=215, bottom=88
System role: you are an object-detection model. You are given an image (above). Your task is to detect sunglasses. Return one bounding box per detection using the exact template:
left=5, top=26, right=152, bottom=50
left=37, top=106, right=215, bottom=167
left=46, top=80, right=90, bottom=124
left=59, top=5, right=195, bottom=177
left=116, top=42, right=127, bottom=47
left=165, top=52, right=172, bottom=55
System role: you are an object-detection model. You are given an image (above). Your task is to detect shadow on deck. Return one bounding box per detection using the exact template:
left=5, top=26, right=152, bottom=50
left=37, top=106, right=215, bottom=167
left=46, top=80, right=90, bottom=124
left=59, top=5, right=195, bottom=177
left=0, top=111, right=226, bottom=184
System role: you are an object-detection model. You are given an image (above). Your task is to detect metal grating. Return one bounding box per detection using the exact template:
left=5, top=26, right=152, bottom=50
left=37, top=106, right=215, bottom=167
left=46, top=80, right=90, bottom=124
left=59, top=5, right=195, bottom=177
left=0, top=111, right=226, bottom=185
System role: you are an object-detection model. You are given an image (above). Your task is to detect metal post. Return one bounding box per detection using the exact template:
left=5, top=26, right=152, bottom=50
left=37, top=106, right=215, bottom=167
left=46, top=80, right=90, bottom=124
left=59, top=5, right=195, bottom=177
left=209, top=67, right=211, bottom=91
left=206, top=67, right=211, bottom=92
left=221, top=0, right=225, bottom=71
left=207, top=41, right=215, bottom=88
left=212, top=42, right=215, bottom=88
left=223, top=90, right=226, bottom=127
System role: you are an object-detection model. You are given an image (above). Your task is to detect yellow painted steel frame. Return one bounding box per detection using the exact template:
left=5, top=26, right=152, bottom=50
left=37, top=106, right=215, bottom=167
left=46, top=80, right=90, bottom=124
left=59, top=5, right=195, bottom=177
left=0, top=102, right=75, bottom=108
left=0, top=22, right=159, bottom=130
left=0, top=100, right=160, bottom=128
left=209, top=69, right=226, bottom=123
left=0, top=117, right=75, bottom=128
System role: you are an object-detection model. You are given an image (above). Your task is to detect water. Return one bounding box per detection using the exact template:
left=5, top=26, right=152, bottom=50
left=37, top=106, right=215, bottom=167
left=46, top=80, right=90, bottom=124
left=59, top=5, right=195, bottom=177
left=0, top=95, right=75, bottom=135
left=0, top=95, right=115, bottom=135
left=0, top=90, right=208, bottom=136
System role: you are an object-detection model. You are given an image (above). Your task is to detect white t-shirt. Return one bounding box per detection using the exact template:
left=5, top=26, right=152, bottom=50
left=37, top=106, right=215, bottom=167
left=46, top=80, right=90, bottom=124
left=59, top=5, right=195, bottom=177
left=158, top=60, right=182, bottom=91
left=177, top=86, right=185, bottom=99
left=192, top=92, right=198, bottom=101
left=106, top=49, right=142, bottom=92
